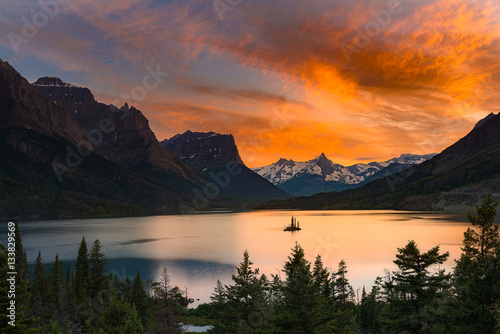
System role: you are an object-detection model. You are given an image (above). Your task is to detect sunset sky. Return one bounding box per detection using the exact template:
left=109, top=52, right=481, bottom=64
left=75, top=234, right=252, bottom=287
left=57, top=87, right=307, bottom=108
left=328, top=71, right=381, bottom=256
left=1, top=0, right=499, bottom=167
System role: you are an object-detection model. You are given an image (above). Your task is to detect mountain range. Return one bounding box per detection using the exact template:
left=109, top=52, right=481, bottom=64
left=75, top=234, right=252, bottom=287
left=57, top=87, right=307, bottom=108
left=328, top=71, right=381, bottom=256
left=2, top=56, right=498, bottom=218
left=0, top=59, right=288, bottom=219
left=252, top=153, right=436, bottom=196
left=259, top=112, right=500, bottom=211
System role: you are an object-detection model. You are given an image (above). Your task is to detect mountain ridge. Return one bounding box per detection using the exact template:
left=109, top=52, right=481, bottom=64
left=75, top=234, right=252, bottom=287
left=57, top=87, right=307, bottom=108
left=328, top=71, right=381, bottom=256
left=33, top=76, right=198, bottom=180
left=0, top=61, right=84, bottom=145
left=253, top=152, right=436, bottom=196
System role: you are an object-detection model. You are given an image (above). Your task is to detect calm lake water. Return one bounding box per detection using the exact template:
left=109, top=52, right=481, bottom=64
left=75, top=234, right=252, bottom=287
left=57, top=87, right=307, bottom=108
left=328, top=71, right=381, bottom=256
left=2, top=210, right=471, bottom=306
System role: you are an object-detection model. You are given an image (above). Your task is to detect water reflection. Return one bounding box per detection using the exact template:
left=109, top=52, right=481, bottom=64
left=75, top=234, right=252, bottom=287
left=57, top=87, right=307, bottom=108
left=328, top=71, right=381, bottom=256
left=1, top=210, right=471, bottom=305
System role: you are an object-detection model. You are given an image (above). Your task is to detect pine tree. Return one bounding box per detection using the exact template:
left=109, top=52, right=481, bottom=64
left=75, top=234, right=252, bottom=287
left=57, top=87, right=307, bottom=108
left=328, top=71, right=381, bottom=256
left=464, top=194, right=500, bottom=260
left=279, top=243, right=314, bottom=333
left=32, top=252, right=50, bottom=301
left=151, top=268, right=180, bottom=333
left=31, top=251, right=53, bottom=327
left=51, top=253, right=64, bottom=304
left=381, top=240, right=450, bottom=333
left=358, top=277, right=385, bottom=333
left=75, top=237, right=89, bottom=302
left=210, top=279, right=227, bottom=324
left=334, top=259, right=354, bottom=309
left=122, top=306, right=145, bottom=334
left=310, top=255, right=338, bottom=333
left=131, top=271, right=150, bottom=329
left=218, top=250, right=271, bottom=333
left=121, top=275, right=132, bottom=302
left=331, top=259, right=358, bottom=333
left=453, top=195, right=500, bottom=332
left=312, top=255, right=330, bottom=298
left=98, top=297, right=143, bottom=334
left=88, top=239, right=108, bottom=299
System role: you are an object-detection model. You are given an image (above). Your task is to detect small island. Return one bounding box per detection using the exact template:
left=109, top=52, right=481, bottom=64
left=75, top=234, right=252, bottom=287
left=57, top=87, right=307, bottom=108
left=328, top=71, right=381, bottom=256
left=284, top=216, right=302, bottom=231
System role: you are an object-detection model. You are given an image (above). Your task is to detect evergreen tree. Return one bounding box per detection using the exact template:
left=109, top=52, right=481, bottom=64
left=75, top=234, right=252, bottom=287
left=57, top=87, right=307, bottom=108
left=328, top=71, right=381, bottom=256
left=312, top=255, right=330, bottom=298
left=453, top=195, right=500, bottom=332
left=278, top=243, right=314, bottom=333
left=31, top=251, right=53, bottom=327
left=32, top=251, right=50, bottom=301
left=381, top=240, right=450, bottom=333
left=97, top=297, right=143, bottom=334
left=151, top=268, right=180, bottom=333
left=122, top=306, right=145, bottom=334
left=334, top=259, right=355, bottom=309
left=210, top=279, right=227, bottom=325
left=121, top=275, right=133, bottom=302
left=358, top=278, right=384, bottom=333
left=464, top=194, right=500, bottom=260
left=216, top=250, right=271, bottom=333
left=330, top=259, right=358, bottom=333
left=51, top=253, right=64, bottom=304
left=88, top=239, right=108, bottom=299
left=310, top=255, right=339, bottom=333
left=75, top=236, right=89, bottom=302
left=131, top=271, right=151, bottom=329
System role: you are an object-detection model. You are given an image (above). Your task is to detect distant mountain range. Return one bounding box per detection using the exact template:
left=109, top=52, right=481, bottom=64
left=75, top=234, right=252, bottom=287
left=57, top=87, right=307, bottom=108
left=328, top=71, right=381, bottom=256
left=259, top=113, right=500, bottom=211
left=160, top=131, right=290, bottom=202
left=0, top=59, right=287, bottom=219
left=253, top=153, right=436, bottom=196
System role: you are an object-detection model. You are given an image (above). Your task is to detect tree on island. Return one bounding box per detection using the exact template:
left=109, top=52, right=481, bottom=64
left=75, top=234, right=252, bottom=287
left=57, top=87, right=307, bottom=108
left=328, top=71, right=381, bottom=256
left=284, top=216, right=301, bottom=231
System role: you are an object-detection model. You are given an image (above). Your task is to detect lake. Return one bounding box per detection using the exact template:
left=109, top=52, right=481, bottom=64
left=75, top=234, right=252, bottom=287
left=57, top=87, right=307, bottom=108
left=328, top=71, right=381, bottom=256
left=2, top=210, right=471, bottom=306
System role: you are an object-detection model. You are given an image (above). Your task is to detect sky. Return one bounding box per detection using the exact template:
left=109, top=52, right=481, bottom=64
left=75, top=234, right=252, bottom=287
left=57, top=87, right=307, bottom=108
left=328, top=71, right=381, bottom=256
left=1, top=0, right=499, bottom=167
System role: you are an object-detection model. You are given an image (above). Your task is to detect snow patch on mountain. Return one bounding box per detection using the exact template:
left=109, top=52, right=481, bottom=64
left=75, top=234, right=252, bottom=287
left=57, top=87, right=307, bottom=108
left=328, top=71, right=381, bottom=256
left=252, top=153, right=437, bottom=186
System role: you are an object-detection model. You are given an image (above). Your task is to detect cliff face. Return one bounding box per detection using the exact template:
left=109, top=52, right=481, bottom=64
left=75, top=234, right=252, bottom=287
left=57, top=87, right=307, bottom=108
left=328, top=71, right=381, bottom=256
left=0, top=61, right=84, bottom=145
left=160, top=131, right=244, bottom=171
left=162, top=131, right=290, bottom=202
left=33, top=77, right=197, bottom=179
left=32, top=77, right=98, bottom=129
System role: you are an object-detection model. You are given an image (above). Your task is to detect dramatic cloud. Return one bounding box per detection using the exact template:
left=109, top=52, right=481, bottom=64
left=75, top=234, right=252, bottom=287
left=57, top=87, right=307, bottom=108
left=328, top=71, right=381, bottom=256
left=1, top=0, right=498, bottom=166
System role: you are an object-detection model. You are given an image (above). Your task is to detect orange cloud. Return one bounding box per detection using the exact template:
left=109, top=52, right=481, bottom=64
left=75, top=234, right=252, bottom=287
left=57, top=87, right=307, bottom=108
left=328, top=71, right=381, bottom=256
left=4, top=0, right=499, bottom=167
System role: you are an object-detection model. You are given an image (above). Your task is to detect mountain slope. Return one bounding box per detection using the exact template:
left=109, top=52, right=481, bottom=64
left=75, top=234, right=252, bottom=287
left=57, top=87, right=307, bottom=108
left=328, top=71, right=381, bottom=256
left=161, top=131, right=290, bottom=202
left=33, top=77, right=197, bottom=180
left=0, top=59, right=237, bottom=218
left=259, top=113, right=500, bottom=211
left=253, top=153, right=436, bottom=196
left=0, top=61, right=84, bottom=144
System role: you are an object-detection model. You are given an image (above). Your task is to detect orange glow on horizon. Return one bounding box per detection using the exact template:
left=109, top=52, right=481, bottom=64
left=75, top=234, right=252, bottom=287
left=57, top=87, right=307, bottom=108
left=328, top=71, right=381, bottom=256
left=4, top=0, right=499, bottom=167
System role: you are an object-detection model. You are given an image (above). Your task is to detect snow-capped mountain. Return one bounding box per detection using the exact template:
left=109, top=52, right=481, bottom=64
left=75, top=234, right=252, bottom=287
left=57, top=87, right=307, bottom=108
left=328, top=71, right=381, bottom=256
left=252, top=153, right=437, bottom=196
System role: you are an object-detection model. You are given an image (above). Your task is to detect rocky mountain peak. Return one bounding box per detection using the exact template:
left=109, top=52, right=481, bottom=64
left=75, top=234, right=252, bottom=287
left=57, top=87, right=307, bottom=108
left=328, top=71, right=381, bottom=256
left=33, top=76, right=65, bottom=86
left=33, top=76, right=97, bottom=125
left=161, top=130, right=244, bottom=171
left=0, top=59, right=84, bottom=144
